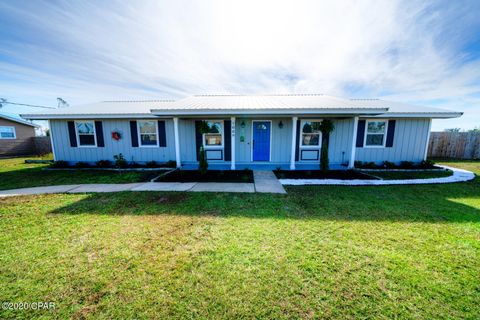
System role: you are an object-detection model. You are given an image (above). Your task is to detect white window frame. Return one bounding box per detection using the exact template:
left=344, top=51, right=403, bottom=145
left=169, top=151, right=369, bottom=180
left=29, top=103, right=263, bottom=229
left=0, top=126, right=16, bottom=139
left=364, top=119, right=388, bottom=148
left=299, top=119, right=323, bottom=149
left=202, top=120, right=224, bottom=149
left=137, top=120, right=159, bottom=148
left=74, top=120, right=97, bottom=147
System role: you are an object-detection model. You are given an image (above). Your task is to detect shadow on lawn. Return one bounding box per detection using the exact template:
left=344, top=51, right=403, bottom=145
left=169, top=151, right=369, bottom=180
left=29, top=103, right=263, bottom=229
left=48, top=178, right=480, bottom=223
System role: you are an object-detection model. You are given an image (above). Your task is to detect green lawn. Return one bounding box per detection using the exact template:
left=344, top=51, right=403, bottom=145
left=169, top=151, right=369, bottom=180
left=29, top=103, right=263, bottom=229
left=0, top=161, right=479, bottom=319
left=0, top=157, right=160, bottom=190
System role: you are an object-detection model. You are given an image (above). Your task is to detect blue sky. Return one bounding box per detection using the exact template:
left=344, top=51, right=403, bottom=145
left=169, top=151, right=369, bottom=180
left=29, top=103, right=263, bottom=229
left=1, top=0, right=479, bottom=130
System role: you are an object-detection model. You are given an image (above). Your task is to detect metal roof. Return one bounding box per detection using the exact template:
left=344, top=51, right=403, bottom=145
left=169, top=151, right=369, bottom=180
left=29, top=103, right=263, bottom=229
left=0, top=113, right=40, bottom=127
left=21, top=94, right=462, bottom=119
left=21, top=100, right=176, bottom=119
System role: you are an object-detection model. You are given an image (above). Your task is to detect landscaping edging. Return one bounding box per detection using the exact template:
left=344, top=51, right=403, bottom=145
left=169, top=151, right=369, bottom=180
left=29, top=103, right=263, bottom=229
left=279, top=165, right=475, bottom=186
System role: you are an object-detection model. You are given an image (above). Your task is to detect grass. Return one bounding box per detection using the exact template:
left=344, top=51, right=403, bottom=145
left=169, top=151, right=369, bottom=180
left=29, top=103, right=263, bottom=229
left=0, top=160, right=478, bottom=319
left=0, top=157, right=160, bottom=190
left=365, top=169, right=453, bottom=180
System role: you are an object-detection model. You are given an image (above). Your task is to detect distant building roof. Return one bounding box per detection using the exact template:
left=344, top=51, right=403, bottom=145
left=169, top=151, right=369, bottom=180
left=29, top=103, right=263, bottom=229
left=21, top=94, right=462, bottom=119
left=0, top=113, right=40, bottom=127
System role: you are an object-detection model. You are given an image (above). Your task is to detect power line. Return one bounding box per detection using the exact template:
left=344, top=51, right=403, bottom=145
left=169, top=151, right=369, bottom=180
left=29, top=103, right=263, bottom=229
left=0, top=98, right=56, bottom=109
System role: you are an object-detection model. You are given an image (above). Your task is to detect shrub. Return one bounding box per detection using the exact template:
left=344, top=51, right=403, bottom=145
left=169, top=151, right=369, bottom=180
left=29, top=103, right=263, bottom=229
left=319, top=119, right=335, bottom=172
left=51, top=160, right=69, bottom=168
left=198, top=146, right=208, bottom=175
left=354, top=160, right=363, bottom=168
left=383, top=161, right=396, bottom=169
left=420, top=159, right=435, bottom=168
left=146, top=160, right=158, bottom=168
left=96, top=160, right=112, bottom=168
left=400, top=161, right=414, bottom=169
left=164, top=160, right=177, bottom=168
left=75, top=162, right=90, bottom=168
left=363, top=162, right=377, bottom=169
left=113, top=153, right=128, bottom=168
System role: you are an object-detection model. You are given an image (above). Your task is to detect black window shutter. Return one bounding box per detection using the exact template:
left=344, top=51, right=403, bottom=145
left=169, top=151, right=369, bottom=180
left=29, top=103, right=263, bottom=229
left=386, top=120, right=396, bottom=147
left=130, top=121, right=138, bottom=147
left=295, top=119, right=301, bottom=161
left=67, top=121, right=77, bottom=147
left=356, top=120, right=366, bottom=147
left=195, top=121, right=202, bottom=160
left=158, top=120, right=167, bottom=147
left=95, top=121, right=104, bottom=147
left=224, top=120, right=231, bottom=161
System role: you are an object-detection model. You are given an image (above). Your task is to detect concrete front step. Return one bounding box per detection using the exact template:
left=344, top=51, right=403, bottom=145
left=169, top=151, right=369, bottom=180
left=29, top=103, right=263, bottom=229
left=253, top=170, right=287, bottom=194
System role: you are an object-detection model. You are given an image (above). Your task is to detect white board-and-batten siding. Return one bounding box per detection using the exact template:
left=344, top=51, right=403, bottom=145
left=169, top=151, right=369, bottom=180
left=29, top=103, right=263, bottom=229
left=50, top=119, right=176, bottom=164
left=50, top=118, right=431, bottom=166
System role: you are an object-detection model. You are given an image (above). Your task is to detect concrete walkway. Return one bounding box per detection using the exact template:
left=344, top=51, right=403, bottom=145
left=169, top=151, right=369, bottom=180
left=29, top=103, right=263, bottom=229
left=253, top=170, right=287, bottom=194
left=0, top=182, right=258, bottom=198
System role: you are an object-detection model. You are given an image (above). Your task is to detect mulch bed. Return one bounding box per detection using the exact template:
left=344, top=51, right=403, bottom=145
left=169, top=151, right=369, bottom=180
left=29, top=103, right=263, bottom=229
left=274, top=170, right=377, bottom=180
left=157, top=170, right=254, bottom=183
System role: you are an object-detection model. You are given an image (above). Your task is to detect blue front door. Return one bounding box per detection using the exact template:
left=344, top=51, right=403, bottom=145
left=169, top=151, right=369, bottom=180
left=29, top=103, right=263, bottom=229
left=252, top=121, right=271, bottom=161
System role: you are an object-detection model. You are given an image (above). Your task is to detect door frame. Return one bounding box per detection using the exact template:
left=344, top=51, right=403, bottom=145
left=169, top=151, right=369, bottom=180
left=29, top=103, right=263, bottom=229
left=251, top=120, right=272, bottom=162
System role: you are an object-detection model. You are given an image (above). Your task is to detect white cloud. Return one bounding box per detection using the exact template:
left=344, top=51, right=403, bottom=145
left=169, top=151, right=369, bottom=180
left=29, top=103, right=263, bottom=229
left=0, top=0, right=479, bottom=129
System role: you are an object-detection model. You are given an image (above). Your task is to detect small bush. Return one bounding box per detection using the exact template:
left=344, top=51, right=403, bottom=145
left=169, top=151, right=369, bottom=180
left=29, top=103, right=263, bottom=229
left=146, top=161, right=158, bottom=168
left=51, top=160, right=69, bottom=168
left=363, top=162, right=377, bottom=169
left=198, top=146, right=208, bottom=175
left=96, top=160, right=112, bottom=168
left=164, top=160, right=177, bottom=168
left=420, top=160, right=435, bottom=168
left=113, top=153, right=128, bottom=168
left=129, top=161, right=141, bottom=168
left=354, top=161, right=363, bottom=168
left=75, top=162, right=90, bottom=168
left=383, top=161, right=396, bottom=169
left=400, top=161, right=414, bottom=169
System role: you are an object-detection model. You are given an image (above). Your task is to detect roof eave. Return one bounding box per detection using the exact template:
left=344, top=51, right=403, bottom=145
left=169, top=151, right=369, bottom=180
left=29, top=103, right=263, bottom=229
left=370, top=112, right=463, bottom=119
left=21, top=113, right=158, bottom=120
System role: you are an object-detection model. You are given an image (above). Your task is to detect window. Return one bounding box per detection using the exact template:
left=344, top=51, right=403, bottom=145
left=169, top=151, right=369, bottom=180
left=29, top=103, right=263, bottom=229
left=365, top=120, right=387, bottom=147
left=301, top=121, right=322, bottom=146
left=75, top=121, right=96, bottom=146
left=203, top=121, right=223, bottom=147
left=0, top=126, right=16, bottom=139
left=138, top=120, right=158, bottom=146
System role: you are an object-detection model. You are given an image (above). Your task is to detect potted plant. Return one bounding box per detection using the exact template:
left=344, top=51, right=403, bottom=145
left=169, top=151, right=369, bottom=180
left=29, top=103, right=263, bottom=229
left=319, top=119, right=335, bottom=172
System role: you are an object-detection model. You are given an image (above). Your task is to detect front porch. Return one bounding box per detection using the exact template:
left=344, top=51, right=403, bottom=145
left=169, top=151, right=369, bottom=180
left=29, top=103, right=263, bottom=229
left=171, top=116, right=360, bottom=170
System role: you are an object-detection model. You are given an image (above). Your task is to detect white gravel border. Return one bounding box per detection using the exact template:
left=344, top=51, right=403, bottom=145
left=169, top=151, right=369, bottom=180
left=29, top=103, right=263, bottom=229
left=279, top=165, right=475, bottom=186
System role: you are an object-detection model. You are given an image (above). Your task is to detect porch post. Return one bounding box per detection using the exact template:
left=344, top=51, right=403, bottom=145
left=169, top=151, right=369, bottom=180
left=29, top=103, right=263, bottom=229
left=230, top=117, right=236, bottom=170
left=348, top=116, right=359, bottom=169
left=423, top=119, right=432, bottom=160
left=173, top=117, right=181, bottom=168
left=290, top=116, right=298, bottom=170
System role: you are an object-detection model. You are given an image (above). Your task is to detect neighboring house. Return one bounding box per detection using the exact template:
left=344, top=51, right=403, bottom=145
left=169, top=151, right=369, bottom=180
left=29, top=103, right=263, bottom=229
left=22, top=94, right=462, bottom=170
left=0, top=114, right=39, bottom=157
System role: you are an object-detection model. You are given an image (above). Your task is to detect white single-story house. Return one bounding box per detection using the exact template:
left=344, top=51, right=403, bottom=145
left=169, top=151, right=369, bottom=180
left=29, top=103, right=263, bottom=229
left=22, top=94, right=462, bottom=170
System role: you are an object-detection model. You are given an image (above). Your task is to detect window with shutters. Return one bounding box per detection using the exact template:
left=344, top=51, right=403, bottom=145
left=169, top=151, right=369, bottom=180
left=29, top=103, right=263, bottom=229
left=138, top=120, right=158, bottom=147
left=364, top=120, right=387, bottom=147
left=75, top=121, right=96, bottom=147
left=300, top=120, right=322, bottom=147
left=203, top=120, right=223, bottom=148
